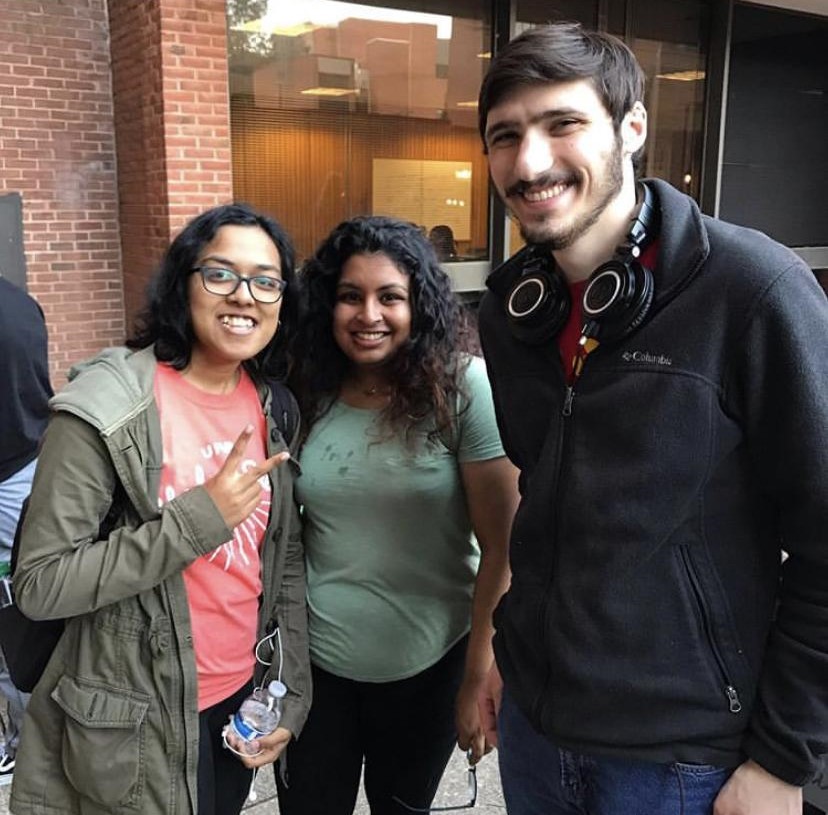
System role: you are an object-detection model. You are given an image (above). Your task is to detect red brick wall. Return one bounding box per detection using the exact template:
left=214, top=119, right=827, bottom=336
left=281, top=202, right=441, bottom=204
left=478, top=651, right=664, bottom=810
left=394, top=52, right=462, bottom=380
left=108, top=0, right=169, bottom=325
left=110, top=0, right=234, bottom=329
left=0, top=0, right=125, bottom=383
left=159, top=0, right=233, bottom=225
left=0, top=0, right=234, bottom=382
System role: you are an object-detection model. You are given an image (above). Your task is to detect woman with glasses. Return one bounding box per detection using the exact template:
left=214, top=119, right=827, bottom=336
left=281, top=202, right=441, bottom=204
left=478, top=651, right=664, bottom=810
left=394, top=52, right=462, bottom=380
left=10, top=204, right=311, bottom=815
left=276, top=216, right=519, bottom=815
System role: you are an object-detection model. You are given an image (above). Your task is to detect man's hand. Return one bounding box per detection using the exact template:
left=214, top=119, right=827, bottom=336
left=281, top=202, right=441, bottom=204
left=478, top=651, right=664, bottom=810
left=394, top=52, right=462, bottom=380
left=714, top=759, right=802, bottom=815
left=477, top=663, right=503, bottom=750
left=204, top=425, right=289, bottom=529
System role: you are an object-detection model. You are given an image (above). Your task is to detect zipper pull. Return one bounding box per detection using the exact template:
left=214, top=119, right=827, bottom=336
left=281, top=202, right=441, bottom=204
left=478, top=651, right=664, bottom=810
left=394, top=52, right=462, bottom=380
left=562, top=386, right=575, bottom=417
left=563, top=334, right=599, bottom=418
left=725, top=685, right=742, bottom=713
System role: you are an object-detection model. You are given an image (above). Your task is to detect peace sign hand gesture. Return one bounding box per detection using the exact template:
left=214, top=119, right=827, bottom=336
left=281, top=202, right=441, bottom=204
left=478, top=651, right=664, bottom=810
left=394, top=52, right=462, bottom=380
left=203, top=424, right=289, bottom=529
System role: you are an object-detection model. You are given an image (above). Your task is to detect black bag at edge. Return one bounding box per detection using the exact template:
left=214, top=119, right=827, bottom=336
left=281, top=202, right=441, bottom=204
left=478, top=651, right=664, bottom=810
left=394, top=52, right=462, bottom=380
left=0, top=379, right=298, bottom=694
left=0, top=494, right=65, bottom=693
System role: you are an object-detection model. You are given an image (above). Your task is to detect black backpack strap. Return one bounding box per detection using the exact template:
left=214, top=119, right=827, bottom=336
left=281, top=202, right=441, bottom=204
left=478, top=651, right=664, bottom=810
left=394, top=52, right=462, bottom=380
left=268, top=380, right=300, bottom=448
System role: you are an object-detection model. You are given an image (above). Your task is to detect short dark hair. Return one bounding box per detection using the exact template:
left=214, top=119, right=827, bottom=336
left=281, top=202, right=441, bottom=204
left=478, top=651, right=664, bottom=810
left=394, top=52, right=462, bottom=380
left=428, top=224, right=458, bottom=262
left=289, top=215, right=471, bottom=443
left=128, top=203, right=297, bottom=377
left=478, top=22, right=646, bottom=150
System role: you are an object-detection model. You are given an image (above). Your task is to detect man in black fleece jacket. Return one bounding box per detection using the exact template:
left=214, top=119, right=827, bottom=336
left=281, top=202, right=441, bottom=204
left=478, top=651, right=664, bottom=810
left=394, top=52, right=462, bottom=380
left=475, top=22, right=827, bottom=815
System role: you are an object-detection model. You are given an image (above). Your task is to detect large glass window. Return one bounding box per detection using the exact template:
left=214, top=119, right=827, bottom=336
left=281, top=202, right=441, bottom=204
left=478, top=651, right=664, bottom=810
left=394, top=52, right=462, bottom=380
left=721, top=3, right=827, bottom=250
left=227, top=0, right=492, bottom=265
left=628, top=0, right=708, bottom=201
left=227, top=0, right=708, bottom=272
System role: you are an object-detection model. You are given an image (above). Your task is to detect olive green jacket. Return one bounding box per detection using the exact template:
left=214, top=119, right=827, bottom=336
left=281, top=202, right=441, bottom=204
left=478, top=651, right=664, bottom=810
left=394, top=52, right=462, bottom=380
left=9, top=346, right=310, bottom=815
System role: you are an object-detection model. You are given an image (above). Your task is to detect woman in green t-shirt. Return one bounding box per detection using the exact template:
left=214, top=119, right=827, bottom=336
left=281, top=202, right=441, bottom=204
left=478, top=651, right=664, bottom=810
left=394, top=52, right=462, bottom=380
left=279, top=216, right=519, bottom=814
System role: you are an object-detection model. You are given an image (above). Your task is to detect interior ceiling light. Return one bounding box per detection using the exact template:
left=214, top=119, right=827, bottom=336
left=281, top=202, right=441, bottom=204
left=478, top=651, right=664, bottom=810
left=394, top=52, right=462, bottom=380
left=300, top=87, right=358, bottom=96
left=656, top=69, right=706, bottom=81
left=456, top=100, right=478, bottom=108
left=231, top=19, right=318, bottom=37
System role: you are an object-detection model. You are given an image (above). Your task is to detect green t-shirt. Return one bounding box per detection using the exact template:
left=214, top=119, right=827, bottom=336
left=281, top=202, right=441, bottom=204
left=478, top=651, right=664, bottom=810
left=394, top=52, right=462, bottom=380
left=296, top=356, right=505, bottom=682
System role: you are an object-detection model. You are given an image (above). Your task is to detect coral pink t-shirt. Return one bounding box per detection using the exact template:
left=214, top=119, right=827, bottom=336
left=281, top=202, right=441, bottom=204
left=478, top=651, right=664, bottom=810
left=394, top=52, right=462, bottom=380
left=154, top=364, right=270, bottom=711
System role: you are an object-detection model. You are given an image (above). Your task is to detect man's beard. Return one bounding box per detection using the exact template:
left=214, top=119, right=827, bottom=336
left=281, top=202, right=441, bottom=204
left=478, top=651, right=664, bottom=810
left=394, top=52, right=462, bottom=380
left=510, top=135, right=624, bottom=250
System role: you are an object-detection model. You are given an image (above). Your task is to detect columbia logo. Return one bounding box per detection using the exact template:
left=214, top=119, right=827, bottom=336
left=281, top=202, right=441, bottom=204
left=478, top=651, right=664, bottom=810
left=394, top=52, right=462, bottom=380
left=622, top=350, right=673, bottom=366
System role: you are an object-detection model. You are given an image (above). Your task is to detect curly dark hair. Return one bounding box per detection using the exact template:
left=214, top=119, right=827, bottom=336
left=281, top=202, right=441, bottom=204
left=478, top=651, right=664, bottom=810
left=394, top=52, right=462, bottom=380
left=289, top=215, right=472, bottom=444
left=128, top=203, right=297, bottom=378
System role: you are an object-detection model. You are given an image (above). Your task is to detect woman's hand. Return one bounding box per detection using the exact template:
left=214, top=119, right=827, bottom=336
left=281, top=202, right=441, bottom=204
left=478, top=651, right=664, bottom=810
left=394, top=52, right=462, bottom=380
left=477, top=663, right=503, bottom=751
left=204, top=425, right=289, bottom=529
left=225, top=725, right=293, bottom=769
left=456, top=676, right=489, bottom=764
left=456, top=456, right=517, bottom=762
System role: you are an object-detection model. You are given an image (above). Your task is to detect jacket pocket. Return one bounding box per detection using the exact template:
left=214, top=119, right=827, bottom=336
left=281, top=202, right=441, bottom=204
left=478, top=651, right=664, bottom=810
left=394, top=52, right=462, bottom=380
left=51, top=675, right=150, bottom=809
left=677, top=546, right=743, bottom=715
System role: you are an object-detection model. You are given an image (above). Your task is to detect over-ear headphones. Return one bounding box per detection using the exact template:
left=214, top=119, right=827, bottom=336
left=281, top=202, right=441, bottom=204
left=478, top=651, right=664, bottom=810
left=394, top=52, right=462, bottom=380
left=499, top=183, right=658, bottom=346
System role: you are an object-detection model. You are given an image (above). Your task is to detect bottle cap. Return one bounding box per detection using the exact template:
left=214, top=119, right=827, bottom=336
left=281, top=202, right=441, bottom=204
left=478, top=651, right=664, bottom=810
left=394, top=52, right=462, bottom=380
left=267, top=680, right=287, bottom=698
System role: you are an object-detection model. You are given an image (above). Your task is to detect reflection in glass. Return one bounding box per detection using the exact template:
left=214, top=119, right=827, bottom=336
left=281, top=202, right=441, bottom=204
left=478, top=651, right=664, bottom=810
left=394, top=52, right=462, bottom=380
left=227, top=0, right=492, bottom=262
left=630, top=0, right=708, bottom=201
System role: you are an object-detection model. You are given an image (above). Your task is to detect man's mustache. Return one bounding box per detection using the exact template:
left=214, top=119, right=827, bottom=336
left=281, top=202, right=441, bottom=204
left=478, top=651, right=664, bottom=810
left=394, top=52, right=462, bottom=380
left=505, top=173, right=577, bottom=199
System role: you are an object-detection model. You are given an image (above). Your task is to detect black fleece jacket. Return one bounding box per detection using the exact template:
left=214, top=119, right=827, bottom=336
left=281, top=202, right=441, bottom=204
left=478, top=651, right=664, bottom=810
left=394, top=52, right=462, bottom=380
left=479, top=179, right=828, bottom=785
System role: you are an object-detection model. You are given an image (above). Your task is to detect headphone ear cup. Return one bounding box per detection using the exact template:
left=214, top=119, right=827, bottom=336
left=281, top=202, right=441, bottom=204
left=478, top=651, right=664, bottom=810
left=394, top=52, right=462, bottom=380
left=625, top=262, right=655, bottom=333
left=506, top=268, right=570, bottom=345
left=582, top=259, right=654, bottom=345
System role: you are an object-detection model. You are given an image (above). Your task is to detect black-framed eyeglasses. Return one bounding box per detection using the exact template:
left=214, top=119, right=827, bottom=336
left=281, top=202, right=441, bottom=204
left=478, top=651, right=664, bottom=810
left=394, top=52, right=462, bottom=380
left=392, top=754, right=477, bottom=812
left=191, top=266, right=287, bottom=304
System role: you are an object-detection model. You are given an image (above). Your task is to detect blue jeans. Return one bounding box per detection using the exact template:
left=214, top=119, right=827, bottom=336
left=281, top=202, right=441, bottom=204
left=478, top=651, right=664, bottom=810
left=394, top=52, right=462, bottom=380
left=0, top=648, right=29, bottom=755
left=498, top=692, right=733, bottom=815
left=0, top=458, right=36, bottom=551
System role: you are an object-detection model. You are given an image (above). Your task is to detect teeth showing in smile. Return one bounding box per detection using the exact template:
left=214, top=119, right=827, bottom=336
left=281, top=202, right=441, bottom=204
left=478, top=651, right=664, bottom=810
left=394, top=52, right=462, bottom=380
left=220, top=316, right=255, bottom=329
left=355, top=331, right=386, bottom=340
left=524, top=182, right=569, bottom=202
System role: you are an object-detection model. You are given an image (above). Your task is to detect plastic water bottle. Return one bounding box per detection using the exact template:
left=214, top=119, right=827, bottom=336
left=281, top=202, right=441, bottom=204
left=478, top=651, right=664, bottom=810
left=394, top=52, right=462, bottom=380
left=229, top=680, right=287, bottom=754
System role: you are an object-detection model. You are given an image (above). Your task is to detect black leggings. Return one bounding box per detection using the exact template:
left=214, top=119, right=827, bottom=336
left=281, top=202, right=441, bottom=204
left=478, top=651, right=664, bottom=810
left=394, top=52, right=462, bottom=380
left=197, top=680, right=254, bottom=815
left=276, top=636, right=467, bottom=815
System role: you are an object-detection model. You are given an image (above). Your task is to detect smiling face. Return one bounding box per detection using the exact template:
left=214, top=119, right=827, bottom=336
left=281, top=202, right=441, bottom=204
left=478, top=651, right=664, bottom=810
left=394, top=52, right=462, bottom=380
left=485, top=79, right=644, bottom=250
left=332, top=252, right=412, bottom=374
left=187, top=224, right=282, bottom=375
